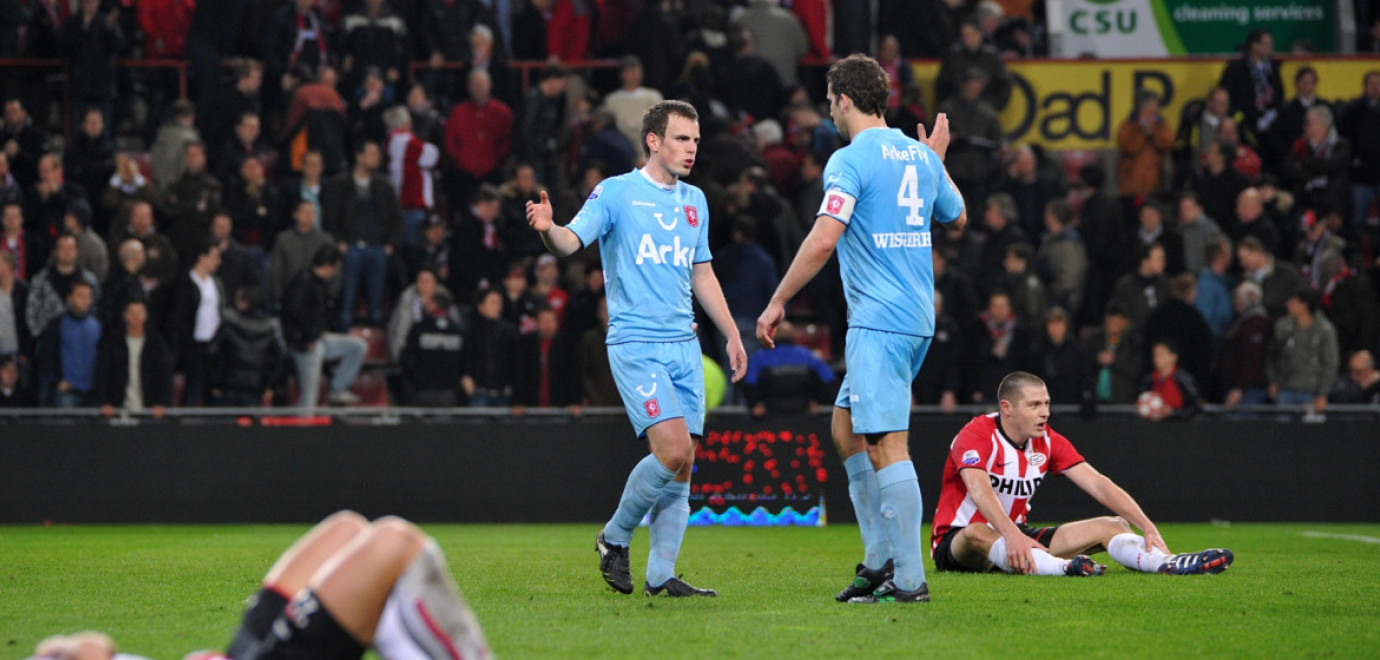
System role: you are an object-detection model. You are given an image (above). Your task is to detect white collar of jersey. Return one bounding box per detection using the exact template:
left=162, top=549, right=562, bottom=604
left=637, top=165, right=676, bottom=192
left=994, top=419, right=1029, bottom=452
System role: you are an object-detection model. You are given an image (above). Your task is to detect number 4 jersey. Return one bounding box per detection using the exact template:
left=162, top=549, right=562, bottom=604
left=817, top=127, right=964, bottom=337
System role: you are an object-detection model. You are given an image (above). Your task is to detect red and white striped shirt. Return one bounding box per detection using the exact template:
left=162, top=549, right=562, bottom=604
left=930, top=413, right=1085, bottom=555
left=387, top=129, right=440, bottom=211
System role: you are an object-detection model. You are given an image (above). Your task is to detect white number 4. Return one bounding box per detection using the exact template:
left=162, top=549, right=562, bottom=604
left=897, top=164, right=926, bottom=227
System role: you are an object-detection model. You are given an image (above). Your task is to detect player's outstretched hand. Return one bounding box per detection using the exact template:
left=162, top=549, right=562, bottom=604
left=755, top=301, right=785, bottom=349
left=920, top=113, right=951, bottom=161
left=525, top=190, right=553, bottom=232
left=726, top=337, right=748, bottom=383
left=1004, top=530, right=1046, bottom=575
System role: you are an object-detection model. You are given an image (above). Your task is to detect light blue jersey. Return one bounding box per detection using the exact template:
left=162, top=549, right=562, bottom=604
left=567, top=169, right=712, bottom=344
left=817, top=127, right=964, bottom=337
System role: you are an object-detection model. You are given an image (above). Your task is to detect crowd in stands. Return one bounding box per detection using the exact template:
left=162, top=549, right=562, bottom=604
left=0, top=3, right=1376, bottom=416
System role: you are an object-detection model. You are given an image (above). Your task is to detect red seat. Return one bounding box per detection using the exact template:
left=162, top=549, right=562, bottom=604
left=794, top=323, right=831, bottom=362
left=349, top=371, right=390, bottom=407
left=349, top=326, right=391, bottom=366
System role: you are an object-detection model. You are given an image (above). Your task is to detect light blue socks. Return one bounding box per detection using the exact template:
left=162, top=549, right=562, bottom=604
left=844, top=451, right=892, bottom=570
left=876, top=460, right=926, bottom=591
left=603, top=454, right=676, bottom=547
left=646, top=480, right=691, bottom=587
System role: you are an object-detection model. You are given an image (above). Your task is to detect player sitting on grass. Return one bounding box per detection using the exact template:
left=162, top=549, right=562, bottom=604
left=931, top=371, right=1234, bottom=576
left=28, top=511, right=490, bottom=660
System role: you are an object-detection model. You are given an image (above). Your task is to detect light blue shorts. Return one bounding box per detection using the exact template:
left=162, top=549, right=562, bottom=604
left=609, top=339, right=706, bottom=438
left=835, top=327, right=931, bottom=435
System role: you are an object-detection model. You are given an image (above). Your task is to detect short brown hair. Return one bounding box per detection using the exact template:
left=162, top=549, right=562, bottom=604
left=997, top=371, right=1046, bottom=405
left=640, top=100, right=698, bottom=157
left=826, top=54, right=889, bottom=117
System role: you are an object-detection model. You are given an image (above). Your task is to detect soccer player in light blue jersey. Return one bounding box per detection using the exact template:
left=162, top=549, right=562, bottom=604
left=526, top=100, right=747, bottom=597
left=758, top=54, right=968, bottom=603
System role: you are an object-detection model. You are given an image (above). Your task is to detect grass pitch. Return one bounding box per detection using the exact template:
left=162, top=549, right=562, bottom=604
left=3, top=523, right=1378, bottom=658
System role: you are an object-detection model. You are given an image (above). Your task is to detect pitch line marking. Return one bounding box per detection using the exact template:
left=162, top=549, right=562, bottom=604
left=1301, top=531, right=1380, bottom=544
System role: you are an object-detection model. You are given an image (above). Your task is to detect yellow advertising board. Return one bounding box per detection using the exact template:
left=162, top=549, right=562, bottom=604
left=908, top=57, right=1380, bottom=150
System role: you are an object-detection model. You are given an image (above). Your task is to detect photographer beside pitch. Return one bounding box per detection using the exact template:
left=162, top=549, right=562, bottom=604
left=931, top=371, right=1234, bottom=576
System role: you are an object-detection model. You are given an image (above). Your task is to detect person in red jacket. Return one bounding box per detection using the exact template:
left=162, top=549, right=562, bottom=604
left=443, top=69, right=514, bottom=216
left=136, top=0, right=194, bottom=142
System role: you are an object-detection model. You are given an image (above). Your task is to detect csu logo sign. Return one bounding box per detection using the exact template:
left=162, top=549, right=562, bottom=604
left=1070, top=0, right=1137, bottom=35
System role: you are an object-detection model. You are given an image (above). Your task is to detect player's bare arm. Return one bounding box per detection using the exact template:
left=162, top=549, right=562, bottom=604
left=756, top=216, right=846, bottom=348
left=525, top=190, right=582, bottom=257
left=691, top=262, right=747, bottom=383
left=1064, top=463, right=1171, bottom=554
left=959, top=467, right=1048, bottom=574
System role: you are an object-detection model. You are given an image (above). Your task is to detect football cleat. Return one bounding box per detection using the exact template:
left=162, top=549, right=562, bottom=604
left=847, top=579, right=930, bottom=603
left=1065, top=555, right=1107, bottom=576
left=644, top=575, right=717, bottom=597
left=595, top=532, right=634, bottom=594
left=1158, top=548, right=1234, bottom=575
left=835, top=559, right=895, bottom=602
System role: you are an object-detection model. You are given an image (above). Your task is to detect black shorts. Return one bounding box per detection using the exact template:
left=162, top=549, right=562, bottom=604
left=232, top=589, right=366, bottom=660
left=932, top=523, right=1062, bottom=573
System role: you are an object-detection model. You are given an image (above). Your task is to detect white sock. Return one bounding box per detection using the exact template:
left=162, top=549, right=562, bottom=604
left=372, top=540, right=491, bottom=660
left=373, top=593, right=429, bottom=660
left=1107, top=533, right=1171, bottom=573
left=987, top=537, right=1071, bottom=576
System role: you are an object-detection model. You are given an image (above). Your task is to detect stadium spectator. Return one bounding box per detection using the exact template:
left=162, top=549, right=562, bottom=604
left=1115, top=91, right=1175, bottom=204
left=1, top=202, right=44, bottom=280
left=909, top=290, right=962, bottom=410
left=519, top=65, right=570, bottom=194
left=511, top=305, right=580, bottom=409
left=165, top=240, right=224, bottom=407
left=1279, top=67, right=1330, bottom=157
left=26, top=153, right=87, bottom=240
left=976, top=192, right=1026, bottom=296
left=322, top=140, right=403, bottom=329
left=150, top=100, right=200, bottom=192
left=733, top=0, right=808, bottom=90
left=1129, top=201, right=1185, bottom=277
left=0, top=152, right=22, bottom=210
left=0, top=355, right=32, bottom=406
left=63, top=204, right=107, bottom=282
left=1176, top=192, right=1222, bottom=275
left=1193, top=141, right=1250, bottom=239
left=348, top=70, right=393, bottom=150
left=931, top=371, right=1234, bottom=577
left=463, top=287, right=518, bottom=406
left=1340, top=70, right=1380, bottom=237
left=604, top=56, right=665, bottom=155
left=63, top=107, right=114, bottom=226
left=263, top=0, right=332, bottom=115
left=399, top=289, right=465, bottom=406
left=459, top=23, right=518, bottom=110
left=1332, top=349, right=1380, bottom=404
left=209, top=286, right=288, bottom=407
left=58, top=0, right=123, bottom=141
left=219, top=113, right=275, bottom=187
left=1220, top=281, right=1272, bottom=410
left=498, top=164, right=549, bottom=260
left=1086, top=304, right=1143, bottom=405
left=1218, top=29, right=1285, bottom=169
left=273, top=200, right=337, bottom=304
left=563, top=262, right=604, bottom=341
left=716, top=215, right=778, bottom=356
left=1283, top=106, right=1351, bottom=217
left=95, top=299, right=172, bottom=416
left=1316, top=252, right=1379, bottom=361
left=1231, top=187, right=1284, bottom=256
left=1293, top=210, right=1346, bottom=289
left=1036, top=199, right=1086, bottom=317
left=997, top=145, right=1063, bottom=242
left=1138, top=338, right=1200, bottom=419
left=281, top=66, right=349, bottom=177
left=795, top=150, right=826, bottom=233
left=209, top=212, right=263, bottom=302
left=753, top=120, right=800, bottom=202
left=134, top=0, right=191, bottom=140
left=999, top=242, right=1046, bottom=334
left=938, top=67, right=1003, bottom=214
left=165, top=141, right=223, bottom=262
left=1268, top=290, right=1338, bottom=415
left=1195, top=237, right=1236, bottom=346
left=279, top=150, right=326, bottom=233
left=932, top=248, right=981, bottom=331
left=1237, top=235, right=1306, bottom=320
left=1, top=99, right=49, bottom=191
left=101, top=153, right=159, bottom=240
left=403, top=214, right=451, bottom=286
left=388, top=266, right=456, bottom=363
left=405, top=85, right=445, bottom=148
left=0, top=250, right=30, bottom=365
left=212, top=62, right=265, bottom=167
left=452, top=184, right=511, bottom=300
left=113, top=201, right=178, bottom=315
left=511, top=0, right=551, bottom=60
left=282, top=246, right=366, bottom=409
left=385, top=106, right=440, bottom=249
left=1216, top=117, right=1262, bottom=182
left=223, top=157, right=280, bottom=252
left=1027, top=306, right=1091, bottom=406
left=576, top=294, right=618, bottom=406
left=969, top=291, right=1031, bottom=403
left=877, top=35, right=919, bottom=129
left=1174, top=87, right=1232, bottom=182
left=742, top=320, right=835, bottom=417
left=716, top=28, right=784, bottom=126
left=500, top=266, right=540, bottom=334
left=35, top=279, right=99, bottom=407
left=936, top=20, right=1012, bottom=112
left=1108, top=242, right=1169, bottom=331
left=444, top=70, right=514, bottom=216
left=98, top=239, right=147, bottom=331
left=529, top=253, right=569, bottom=321
left=1143, top=273, right=1213, bottom=392
left=340, top=0, right=407, bottom=94
left=25, top=233, right=99, bottom=339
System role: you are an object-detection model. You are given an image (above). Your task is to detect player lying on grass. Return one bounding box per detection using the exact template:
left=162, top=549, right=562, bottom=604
left=28, top=511, right=490, bottom=660
left=926, top=371, right=1234, bottom=577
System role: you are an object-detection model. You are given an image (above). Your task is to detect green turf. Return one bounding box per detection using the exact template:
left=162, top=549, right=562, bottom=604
left=3, top=523, right=1378, bottom=659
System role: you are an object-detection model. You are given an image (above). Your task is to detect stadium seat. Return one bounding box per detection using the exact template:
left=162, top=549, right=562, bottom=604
left=349, top=326, right=391, bottom=366
left=794, top=323, right=832, bottom=361
left=350, top=371, right=390, bottom=406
